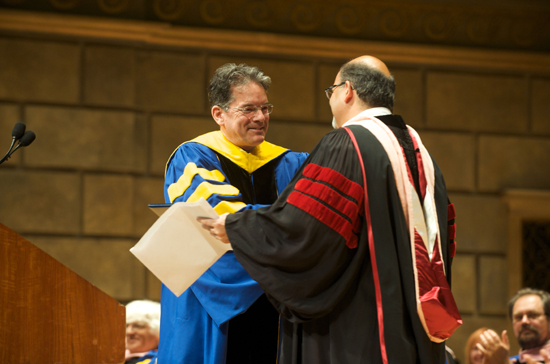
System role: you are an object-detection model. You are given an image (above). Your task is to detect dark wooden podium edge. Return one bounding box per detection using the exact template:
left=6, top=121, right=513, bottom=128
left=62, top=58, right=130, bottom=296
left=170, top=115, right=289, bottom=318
left=0, top=222, right=125, bottom=364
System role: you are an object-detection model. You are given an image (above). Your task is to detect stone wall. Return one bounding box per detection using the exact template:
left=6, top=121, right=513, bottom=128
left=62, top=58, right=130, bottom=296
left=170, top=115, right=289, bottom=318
left=1, top=9, right=550, bottom=363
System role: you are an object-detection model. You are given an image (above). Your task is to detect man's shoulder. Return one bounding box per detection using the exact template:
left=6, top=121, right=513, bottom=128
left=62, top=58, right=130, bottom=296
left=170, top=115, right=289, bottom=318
left=182, top=131, right=224, bottom=151
left=319, top=127, right=353, bottom=140
left=166, top=135, right=220, bottom=168
left=300, top=127, right=360, bottom=161
left=275, top=148, right=308, bottom=167
left=172, top=138, right=218, bottom=157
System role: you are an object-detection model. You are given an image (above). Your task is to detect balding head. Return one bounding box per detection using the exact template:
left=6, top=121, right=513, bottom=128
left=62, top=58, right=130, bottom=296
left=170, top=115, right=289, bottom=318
left=335, top=55, right=395, bottom=111
left=349, top=55, right=391, bottom=77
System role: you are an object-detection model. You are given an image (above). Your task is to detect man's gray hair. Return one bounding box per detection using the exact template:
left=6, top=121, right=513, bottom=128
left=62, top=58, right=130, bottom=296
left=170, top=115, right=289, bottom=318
left=126, top=299, right=161, bottom=336
left=338, top=61, right=395, bottom=111
left=507, top=287, right=550, bottom=319
left=208, top=63, right=271, bottom=109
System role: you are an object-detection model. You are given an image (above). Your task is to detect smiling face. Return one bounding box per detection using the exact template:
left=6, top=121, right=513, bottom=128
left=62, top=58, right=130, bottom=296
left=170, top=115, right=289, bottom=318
left=126, top=322, right=159, bottom=353
left=469, top=340, right=484, bottom=364
left=212, top=81, right=269, bottom=151
left=512, top=294, right=550, bottom=350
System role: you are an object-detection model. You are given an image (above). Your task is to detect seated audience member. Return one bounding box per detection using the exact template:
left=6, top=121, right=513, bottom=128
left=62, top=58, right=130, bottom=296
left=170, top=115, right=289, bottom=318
left=477, top=288, right=550, bottom=364
left=465, top=327, right=489, bottom=364
left=126, top=300, right=161, bottom=364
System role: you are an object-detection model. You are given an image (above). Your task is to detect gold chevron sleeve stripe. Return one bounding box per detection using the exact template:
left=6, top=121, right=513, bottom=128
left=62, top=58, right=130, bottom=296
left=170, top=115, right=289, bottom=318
left=167, top=163, right=225, bottom=203
left=213, top=201, right=247, bottom=215
left=186, top=181, right=240, bottom=203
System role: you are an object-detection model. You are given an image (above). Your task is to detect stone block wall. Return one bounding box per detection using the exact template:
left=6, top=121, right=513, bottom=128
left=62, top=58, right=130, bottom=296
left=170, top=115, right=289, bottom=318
left=1, top=10, right=550, bottom=363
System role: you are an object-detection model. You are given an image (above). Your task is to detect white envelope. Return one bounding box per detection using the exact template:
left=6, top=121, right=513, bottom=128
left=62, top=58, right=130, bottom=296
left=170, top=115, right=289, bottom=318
left=130, top=198, right=231, bottom=297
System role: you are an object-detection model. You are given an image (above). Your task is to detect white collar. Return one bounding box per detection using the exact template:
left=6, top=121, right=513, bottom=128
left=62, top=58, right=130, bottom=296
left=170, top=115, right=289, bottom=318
left=342, top=107, right=392, bottom=127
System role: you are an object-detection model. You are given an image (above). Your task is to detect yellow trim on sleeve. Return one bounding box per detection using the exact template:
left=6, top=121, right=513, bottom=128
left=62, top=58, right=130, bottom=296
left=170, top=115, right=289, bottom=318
left=136, top=359, right=152, bottom=364
left=167, top=162, right=225, bottom=203
left=213, top=200, right=247, bottom=214
left=187, top=181, right=240, bottom=203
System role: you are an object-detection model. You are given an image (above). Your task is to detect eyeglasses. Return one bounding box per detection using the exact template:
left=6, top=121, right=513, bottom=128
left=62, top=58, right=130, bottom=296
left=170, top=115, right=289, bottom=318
left=512, top=311, right=547, bottom=322
left=325, top=82, right=345, bottom=99
left=226, top=104, right=274, bottom=116
left=325, top=81, right=354, bottom=99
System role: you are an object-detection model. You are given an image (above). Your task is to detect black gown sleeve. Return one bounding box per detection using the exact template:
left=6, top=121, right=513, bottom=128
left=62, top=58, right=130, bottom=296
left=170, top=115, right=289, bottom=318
left=225, top=128, right=366, bottom=322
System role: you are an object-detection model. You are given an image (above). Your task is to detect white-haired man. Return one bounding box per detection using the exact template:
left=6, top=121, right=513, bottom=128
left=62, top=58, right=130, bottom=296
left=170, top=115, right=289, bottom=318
left=126, top=300, right=160, bottom=364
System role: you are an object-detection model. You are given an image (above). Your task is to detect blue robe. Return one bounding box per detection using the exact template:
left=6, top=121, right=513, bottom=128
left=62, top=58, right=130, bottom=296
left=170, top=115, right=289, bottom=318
left=157, top=131, right=307, bottom=364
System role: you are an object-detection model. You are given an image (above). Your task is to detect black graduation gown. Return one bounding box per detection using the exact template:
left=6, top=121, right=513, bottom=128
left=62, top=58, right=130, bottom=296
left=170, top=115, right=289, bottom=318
left=225, top=117, right=455, bottom=364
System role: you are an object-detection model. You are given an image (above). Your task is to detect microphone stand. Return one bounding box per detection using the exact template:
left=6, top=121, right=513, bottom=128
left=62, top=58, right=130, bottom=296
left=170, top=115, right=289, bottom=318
left=0, top=123, right=36, bottom=166
left=0, top=137, right=18, bottom=165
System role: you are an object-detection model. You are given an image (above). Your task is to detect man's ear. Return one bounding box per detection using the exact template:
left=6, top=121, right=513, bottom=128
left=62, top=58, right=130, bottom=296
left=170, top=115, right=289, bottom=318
left=212, top=105, right=224, bottom=126
left=343, top=81, right=354, bottom=104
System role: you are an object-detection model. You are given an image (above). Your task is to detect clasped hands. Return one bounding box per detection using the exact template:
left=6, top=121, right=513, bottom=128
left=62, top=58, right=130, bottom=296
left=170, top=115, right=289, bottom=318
left=198, top=213, right=230, bottom=245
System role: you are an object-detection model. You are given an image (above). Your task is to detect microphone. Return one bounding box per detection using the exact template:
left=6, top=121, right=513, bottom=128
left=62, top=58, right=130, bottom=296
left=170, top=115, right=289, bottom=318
left=7, top=122, right=26, bottom=154
left=0, top=123, right=36, bottom=165
left=12, top=122, right=26, bottom=140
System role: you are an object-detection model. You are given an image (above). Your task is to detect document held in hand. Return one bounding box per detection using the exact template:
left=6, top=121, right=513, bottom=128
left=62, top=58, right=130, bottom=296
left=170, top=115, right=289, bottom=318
left=130, top=198, right=232, bottom=297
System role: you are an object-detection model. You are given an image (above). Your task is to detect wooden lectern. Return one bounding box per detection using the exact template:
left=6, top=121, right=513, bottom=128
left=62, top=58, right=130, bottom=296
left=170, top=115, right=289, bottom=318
left=0, top=222, right=125, bottom=364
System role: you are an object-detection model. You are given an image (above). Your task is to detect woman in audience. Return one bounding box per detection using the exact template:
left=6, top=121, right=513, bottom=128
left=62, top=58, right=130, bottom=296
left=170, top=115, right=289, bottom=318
left=465, top=327, right=489, bottom=364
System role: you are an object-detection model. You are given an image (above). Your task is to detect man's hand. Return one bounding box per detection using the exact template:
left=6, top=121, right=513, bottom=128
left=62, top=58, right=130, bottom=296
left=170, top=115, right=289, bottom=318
left=198, top=213, right=230, bottom=244
left=478, top=329, right=511, bottom=364
left=523, top=347, right=550, bottom=364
